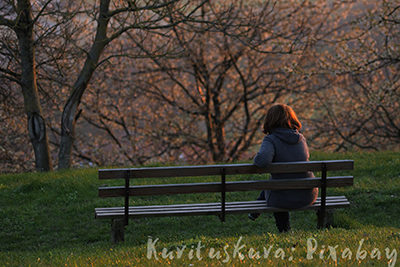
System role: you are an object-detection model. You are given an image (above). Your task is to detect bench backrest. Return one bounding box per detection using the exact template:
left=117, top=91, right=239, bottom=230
left=98, top=160, right=354, bottom=198
left=98, top=160, right=354, bottom=225
left=99, top=160, right=353, bottom=179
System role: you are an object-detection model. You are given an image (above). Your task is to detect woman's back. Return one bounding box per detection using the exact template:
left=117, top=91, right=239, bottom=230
left=254, top=128, right=318, bottom=209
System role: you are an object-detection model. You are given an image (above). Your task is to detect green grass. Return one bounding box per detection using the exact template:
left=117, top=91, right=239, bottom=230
left=1, top=151, right=399, bottom=266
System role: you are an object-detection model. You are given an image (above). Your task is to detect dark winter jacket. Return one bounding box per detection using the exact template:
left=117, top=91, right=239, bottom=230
left=253, top=128, right=318, bottom=209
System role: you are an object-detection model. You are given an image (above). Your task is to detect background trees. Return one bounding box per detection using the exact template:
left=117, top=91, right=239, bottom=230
left=1, top=0, right=399, bottom=173
left=306, top=0, right=400, bottom=151
left=78, top=0, right=341, bottom=165
left=0, top=0, right=209, bottom=171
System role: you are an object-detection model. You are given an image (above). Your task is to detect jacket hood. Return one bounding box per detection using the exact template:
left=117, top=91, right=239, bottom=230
left=271, top=128, right=301, bottom=144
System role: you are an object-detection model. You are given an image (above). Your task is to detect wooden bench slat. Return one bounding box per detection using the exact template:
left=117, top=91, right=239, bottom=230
left=95, top=197, right=349, bottom=214
left=95, top=196, right=350, bottom=219
left=98, top=160, right=354, bottom=180
left=98, top=176, right=353, bottom=198
left=95, top=196, right=348, bottom=213
left=225, top=176, right=353, bottom=191
left=99, top=183, right=221, bottom=198
left=95, top=200, right=350, bottom=217
left=95, top=202, right=351, bottom=219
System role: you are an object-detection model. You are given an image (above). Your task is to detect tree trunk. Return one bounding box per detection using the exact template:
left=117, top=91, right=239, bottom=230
left=58, top=0, right=111, bottom=169
left=58, top=89, right=82, bottom=170
left=16, top=0, right=53, bottom=171
left=213, top=95, right=226, bottom=162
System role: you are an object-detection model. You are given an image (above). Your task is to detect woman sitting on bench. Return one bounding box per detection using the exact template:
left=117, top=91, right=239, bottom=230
left=249, top=103, right=318, bottom=233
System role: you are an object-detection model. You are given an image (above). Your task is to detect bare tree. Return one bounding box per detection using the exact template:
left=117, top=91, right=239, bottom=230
left=79, top=0, right=342, bottom=165
left=306, top=0, right=400, bottom=151
left=0, top=0, right=208, bottom=171
left=5, top=0, right=387, bottom=171
left=0, top=0, right=56, bottom=171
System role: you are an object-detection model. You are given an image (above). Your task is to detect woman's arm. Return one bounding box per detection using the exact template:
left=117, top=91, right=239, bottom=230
left=253, top=136, right=275, bottom=168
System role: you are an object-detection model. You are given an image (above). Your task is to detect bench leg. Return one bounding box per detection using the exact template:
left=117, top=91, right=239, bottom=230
left=317, top=209, right=334, bottom=228
left=111, top=219, right=125, bottom=243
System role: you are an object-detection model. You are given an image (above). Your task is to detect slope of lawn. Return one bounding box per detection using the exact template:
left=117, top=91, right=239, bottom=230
left=0, top=151, right=399, bottom=266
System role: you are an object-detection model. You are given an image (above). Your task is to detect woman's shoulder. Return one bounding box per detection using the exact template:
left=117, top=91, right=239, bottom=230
left=263, top=133, right=278, bottom=143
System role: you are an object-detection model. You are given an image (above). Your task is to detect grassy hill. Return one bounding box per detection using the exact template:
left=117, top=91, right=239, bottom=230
left=0, top=151, right=399, bottom=266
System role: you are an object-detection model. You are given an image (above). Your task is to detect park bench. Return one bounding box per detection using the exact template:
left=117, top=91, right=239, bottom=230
left=95, top=160, right=354, bottom=243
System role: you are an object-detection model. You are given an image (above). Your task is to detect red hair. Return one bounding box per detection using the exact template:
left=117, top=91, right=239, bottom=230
left=262, top=103, right=302, bottom=134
